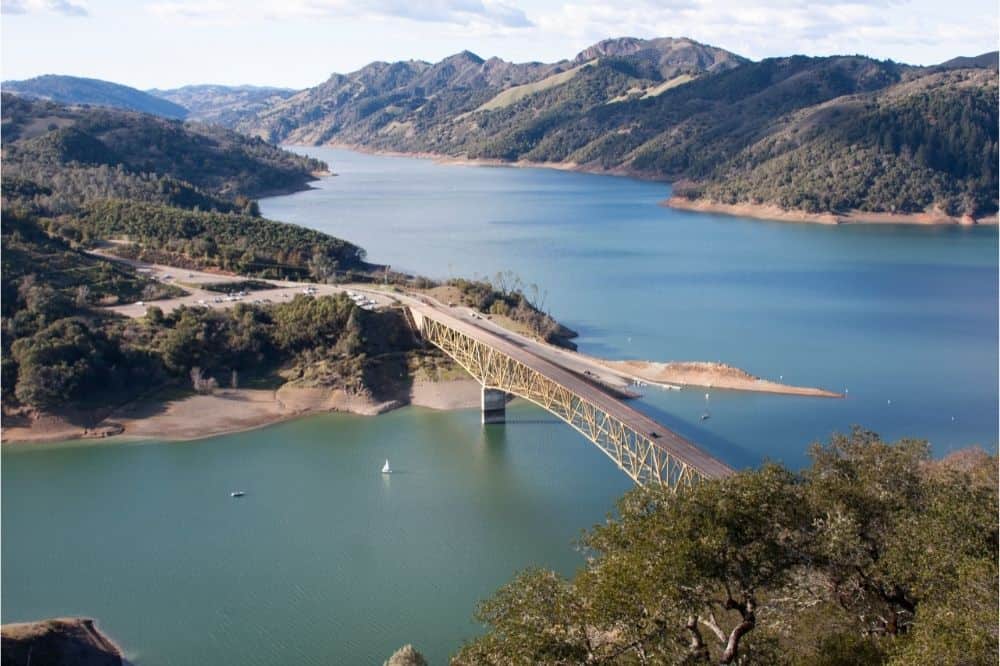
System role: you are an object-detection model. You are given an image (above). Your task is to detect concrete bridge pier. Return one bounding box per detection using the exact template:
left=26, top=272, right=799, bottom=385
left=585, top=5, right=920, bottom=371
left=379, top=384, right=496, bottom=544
left=481, top=386, right=508, bottom=425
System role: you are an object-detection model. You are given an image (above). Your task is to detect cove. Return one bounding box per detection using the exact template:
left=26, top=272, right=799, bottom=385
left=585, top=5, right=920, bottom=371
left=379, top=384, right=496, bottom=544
left=3, top=148, right=996, bottom=665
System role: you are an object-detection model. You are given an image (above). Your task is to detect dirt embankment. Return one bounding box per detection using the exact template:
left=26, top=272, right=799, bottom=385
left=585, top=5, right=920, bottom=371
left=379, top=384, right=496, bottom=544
left=2, top=378, right=483, bottom=445
left=2, top=618, right=125, bottom=666
left=602, top=360, right=842, bottom=397
left=664, top=196, right=999, bottom=226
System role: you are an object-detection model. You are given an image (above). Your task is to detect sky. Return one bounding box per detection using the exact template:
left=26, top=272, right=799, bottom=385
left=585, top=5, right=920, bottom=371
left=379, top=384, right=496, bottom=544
left=2, top=0, right=998, bottom=90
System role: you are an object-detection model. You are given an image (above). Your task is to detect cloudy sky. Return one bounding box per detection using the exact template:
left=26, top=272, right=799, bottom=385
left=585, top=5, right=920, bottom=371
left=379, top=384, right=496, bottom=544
left=2, top=0, right=997, bottom=89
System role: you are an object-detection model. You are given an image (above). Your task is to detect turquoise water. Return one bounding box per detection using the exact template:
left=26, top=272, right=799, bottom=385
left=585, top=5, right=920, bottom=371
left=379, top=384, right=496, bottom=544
left=262, top=148, right=999, bottom=465
left=3, top=148, right=997, bottom=664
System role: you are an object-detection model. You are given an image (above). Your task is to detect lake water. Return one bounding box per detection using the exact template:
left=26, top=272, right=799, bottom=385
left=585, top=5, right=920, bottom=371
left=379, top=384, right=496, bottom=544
left=3, top=148, right=997, bottom=664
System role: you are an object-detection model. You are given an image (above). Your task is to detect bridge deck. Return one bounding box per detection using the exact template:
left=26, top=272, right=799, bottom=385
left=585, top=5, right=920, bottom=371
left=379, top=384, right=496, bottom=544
left=408, top=298, right=734, bottom=480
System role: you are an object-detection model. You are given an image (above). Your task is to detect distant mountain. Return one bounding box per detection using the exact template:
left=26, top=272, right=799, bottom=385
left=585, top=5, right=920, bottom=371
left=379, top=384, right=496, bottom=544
left=933, top=51, right=999, bottom=71
left=2, top=74, right=188, bottom=119
left=230, top=38, right=996, bottom=218
left=571, top=36, right=748, bottom=77
left=148, top=84, right=297, bottom=125
left=235, top=37, right=746, bottom=145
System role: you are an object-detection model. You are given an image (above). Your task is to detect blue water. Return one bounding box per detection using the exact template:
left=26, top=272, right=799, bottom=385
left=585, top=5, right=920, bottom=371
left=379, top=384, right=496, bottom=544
left=3, top=148, right=996, bottom=665
left=263, top=148, right=999, bottom=466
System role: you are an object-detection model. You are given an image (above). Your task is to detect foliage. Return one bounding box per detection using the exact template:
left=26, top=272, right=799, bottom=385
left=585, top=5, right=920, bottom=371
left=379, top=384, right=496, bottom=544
left=3, top=293, right=423, bottom=411
left=2, top=93, right=324, bottom=211
left=454, top=428, right=998, bottom=665
left=1, top=212, right=178, bottom=337
left=8, top=318, right=155, bottom=409
left=72, top=200, right=365, bottom=279
left=236, top=46, right=997, bottom=217
left=681, top=71, right=999, bottom=216
left=446, top=277, right=578, bottom=348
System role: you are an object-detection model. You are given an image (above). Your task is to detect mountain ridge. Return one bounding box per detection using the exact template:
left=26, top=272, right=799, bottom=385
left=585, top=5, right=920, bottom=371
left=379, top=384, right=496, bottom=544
left=229, top=42, right=997, bottom=219
left=2, top=74, right=188, bottom=119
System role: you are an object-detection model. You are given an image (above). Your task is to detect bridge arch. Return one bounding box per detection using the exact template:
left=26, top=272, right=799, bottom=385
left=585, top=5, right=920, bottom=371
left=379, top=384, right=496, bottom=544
left=410, top=307, right=733, bottom=488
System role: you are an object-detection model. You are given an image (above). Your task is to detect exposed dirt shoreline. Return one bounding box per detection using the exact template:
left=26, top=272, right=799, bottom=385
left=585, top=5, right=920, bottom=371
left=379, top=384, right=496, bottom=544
left=599, top=361, right=842, bottom=398
left=3, top=361, right=837, bottom=446
left=309, top=143, right=998, bottom=226
left=316, top=141, right=661, bottom=180
left=1, top=379, right=483, bottom=446
left=664, top=196, right=999, bottom=226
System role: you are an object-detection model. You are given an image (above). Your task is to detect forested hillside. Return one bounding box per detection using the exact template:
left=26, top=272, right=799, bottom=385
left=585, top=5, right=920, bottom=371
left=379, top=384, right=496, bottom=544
left=2, top=94, right=326, bottom=213
left=0, top=98, right=374, bottom=418
left=671, top=68, right=998, bottom=217
left=233, top=40, right=997, bottom=219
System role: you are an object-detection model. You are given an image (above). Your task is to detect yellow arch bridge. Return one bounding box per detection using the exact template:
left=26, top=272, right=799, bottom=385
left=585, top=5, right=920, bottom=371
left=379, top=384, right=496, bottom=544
left=405, top=297, right=734, bottom=488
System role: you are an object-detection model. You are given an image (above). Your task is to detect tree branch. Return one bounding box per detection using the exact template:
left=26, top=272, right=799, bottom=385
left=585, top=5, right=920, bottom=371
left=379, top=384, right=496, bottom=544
left=720, top=596, right=757, bottom=665
left=685, top=616, right=710, bottom=662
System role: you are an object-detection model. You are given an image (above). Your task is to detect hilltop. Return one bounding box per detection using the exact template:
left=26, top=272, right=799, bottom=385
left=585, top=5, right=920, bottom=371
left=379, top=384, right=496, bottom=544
left=228, top=39, right=997, bottom=221
left=1, top=93, right=327, bottom=212
left=148, top=84, right=296, bottom=125
left=237, top=37, right=746, bottom=145
left=12, top=40, right=995, bottom=221
left=2, top=74, right=187, bottom=119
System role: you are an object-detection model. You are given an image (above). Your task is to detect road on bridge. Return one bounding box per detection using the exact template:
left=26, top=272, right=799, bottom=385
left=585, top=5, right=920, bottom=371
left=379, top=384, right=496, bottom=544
left=395, top=291, right=735, bottom=481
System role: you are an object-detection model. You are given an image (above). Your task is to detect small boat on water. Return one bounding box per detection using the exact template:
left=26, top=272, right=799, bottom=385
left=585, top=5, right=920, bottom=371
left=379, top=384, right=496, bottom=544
left=381, top=459, right=392, bottom=474
left=230, top=491, right=246, bottom=498
left=700, top=392, right=711, bottom=421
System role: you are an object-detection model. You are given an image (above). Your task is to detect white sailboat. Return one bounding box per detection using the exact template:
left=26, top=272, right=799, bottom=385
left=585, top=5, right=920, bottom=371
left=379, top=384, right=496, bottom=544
left=700, top=392, right=711, bottom=421
left=381, top=459, right=392, bottom=474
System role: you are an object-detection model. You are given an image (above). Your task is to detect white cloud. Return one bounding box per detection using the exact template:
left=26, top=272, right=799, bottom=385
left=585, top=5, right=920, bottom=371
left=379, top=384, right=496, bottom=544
left=3, top=0, right=88, bottom=16
left=147, top=0, right=532, bottom=29
left=533, top=0, right=996, bottom=63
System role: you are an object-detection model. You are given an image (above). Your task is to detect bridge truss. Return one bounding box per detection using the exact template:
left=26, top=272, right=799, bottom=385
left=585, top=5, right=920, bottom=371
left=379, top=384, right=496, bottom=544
left=418, top=315, right=718, bottom=488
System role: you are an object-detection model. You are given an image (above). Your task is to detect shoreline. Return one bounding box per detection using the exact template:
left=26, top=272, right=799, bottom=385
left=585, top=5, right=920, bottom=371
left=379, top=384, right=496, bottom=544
left=598, top=360, right=842, bottom=398
left=294, top=143, right=999, bottom=227
left=2, top=364, right=835, bottom=447
left=306, top=141, right=666, bottom=182
left=1, top=617, right=126, bottom=665
left=664, top=196, right=999, bottom=226
left=1, top=379, right=483, bottom=447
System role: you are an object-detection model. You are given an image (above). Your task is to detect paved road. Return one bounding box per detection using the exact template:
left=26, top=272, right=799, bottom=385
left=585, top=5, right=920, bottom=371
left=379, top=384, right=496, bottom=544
left=398, top=292, right=735, bottom=480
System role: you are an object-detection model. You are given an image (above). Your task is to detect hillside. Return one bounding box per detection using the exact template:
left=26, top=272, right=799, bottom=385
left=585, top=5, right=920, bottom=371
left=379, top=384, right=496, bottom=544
left=148, top=84, right=296, bottom=125
left=2, top=74, right=187, bottom=119
left=233, top=40, right=997, bottom=220
left=1, top=97, right=377, bottom=420
left=1, top=93, right=327, bottom=214
left=671, top=68, right=998, bottom=219
left=236, top=37, right=745, bottom=145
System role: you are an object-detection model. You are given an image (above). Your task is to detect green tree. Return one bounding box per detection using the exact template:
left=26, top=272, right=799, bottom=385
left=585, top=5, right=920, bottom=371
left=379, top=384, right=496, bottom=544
left=455, top=431, right=998, bottom=665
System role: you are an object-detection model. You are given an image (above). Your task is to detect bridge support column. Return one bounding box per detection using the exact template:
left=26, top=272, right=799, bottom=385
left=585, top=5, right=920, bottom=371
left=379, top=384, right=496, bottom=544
left=481, top=387, right=507, bottom=425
